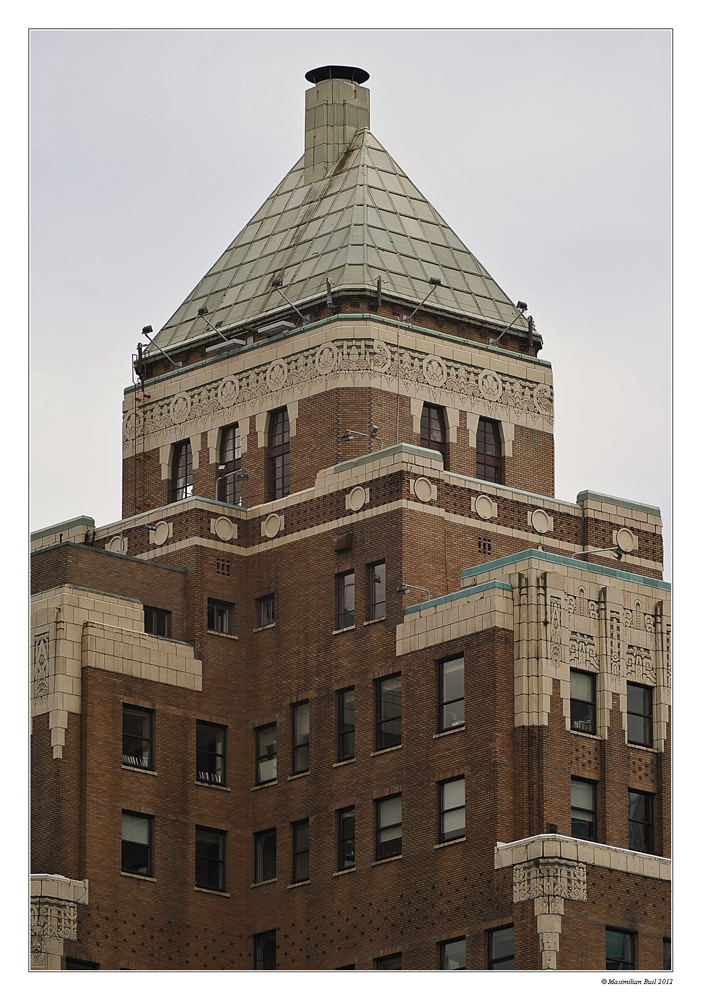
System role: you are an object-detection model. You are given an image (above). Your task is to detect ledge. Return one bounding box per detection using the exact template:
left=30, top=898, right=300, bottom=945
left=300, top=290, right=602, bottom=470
left=194, top=886, right=230, bottom=897
left=332, top=867, right=356, bottom=877
left=363, top=616, right=387, bottom=626
left=251, top=780, right=277, bottom=790
left=494, top=834, right=671, bottom=880
left=370, top=745, right=402, bottom=757
left=121, top=764, right=158, bottom=775
left=251, top=878, right=277, bottom=888
left=371, top=855, right=402, bottom=867
left=287, top=880, right=310, bottom=889
left=120, top=872, right=156, bottom=882
left=433, top=726, right=465, bottom=739
left=332, top=758, right=355, bottom=768
left=287, top=771, right=309, bottom=781
left=195, top=780, right=231, bottom=791
left=434, top=836, right=466, bottom=850
left=332, top=625, right=356, bottom=635
left=253, top=623, right=276, bottom=633
left=206, top=630, right=239, bottom=640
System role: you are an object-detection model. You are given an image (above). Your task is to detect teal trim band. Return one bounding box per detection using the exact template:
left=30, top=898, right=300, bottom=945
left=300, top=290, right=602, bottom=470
left=459, top=548, right=670, bottom=591
left=31, top=515, right=95, bottom=540
left=334, top=442, right=442, bottom=474
left=576, top=490, right=661, bottom=517
left=404, top=578, right=512, bottom=616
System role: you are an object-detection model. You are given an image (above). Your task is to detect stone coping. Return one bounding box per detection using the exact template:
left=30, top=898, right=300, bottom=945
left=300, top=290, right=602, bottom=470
left=404, top=579, right=512, bottom=616
left=460, top=549, right=670, bottom=592
left=577, top=489, right=661, bottom=517
left=30, top=539, right=188, bottom=573
left=31, top=515, right=95, bottom=541
left=334, top=442, right=443, bottom=474
left=494, top=834, right=670, bottom=880
left=30, top=875, right=89, bottom=904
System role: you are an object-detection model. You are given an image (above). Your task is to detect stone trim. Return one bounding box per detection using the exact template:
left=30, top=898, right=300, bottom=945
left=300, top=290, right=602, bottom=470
left=30, top=876, right=89, bottom=970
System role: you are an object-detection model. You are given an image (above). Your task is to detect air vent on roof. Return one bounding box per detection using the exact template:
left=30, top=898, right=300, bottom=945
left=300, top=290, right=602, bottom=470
left=257, top=320, right=296, bottom=337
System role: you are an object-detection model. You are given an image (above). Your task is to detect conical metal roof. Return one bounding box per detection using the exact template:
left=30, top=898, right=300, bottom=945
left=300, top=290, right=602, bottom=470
left=151, top=128, right=528, bottom=354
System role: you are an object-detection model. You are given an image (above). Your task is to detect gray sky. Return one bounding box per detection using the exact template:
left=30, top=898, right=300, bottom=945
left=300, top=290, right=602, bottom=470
left=30, top=28, right=671, bottom=570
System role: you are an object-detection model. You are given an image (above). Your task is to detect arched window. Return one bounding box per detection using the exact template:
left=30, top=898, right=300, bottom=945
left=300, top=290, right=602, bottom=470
left=476, top=418, right=502, bottom=483
left=268, top=408, right=290, bottom=500
left=420, top=404, right=447, bottom=466
left=219, top=424, right=242, bottom=504
left=172, top=440, right=193, bottom=500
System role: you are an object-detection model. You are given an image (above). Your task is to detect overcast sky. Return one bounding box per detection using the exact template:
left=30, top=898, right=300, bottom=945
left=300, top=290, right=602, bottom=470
left=29, top=28, right=671, bottom=569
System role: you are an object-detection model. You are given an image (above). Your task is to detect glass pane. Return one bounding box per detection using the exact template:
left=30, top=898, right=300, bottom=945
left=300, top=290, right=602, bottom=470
left=628, top=684, right=646, bottom=715
left=442, top=939, right=466, bottom=970
left=491, top=926, right=514, bottom=960
left=442, top=808, right=465, bottom=839
left=571, top=779, right=594, bottom=811
left=442, top=779, right=465, bottom=811
left=380, top=797, right=402, bottom=827
left=442, top=658, right=464, bottom=701
left=294, top=703, right=309, bottom=741
left=122, top=813, right=149, bottom=845
left=571, top=671, right=594, bottom=702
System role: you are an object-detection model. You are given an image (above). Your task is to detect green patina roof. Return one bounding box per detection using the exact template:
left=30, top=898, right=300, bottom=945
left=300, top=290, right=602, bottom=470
left=150, top=128, right=528, bottom=355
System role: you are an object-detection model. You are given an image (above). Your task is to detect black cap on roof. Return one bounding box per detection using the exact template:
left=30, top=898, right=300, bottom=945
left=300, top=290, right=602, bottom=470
left=305, top=65, right=370, bottom=85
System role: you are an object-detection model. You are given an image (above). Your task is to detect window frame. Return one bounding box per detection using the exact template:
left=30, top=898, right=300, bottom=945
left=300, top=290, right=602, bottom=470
left=375, top=673, right=402, bottom=750
left=476, top=417, right=502, bottom=484
left=420, top=402, right=447, bottom=467
left=375, top=794, right=402, bottom=860
left=570, top=669, right=597, bottom=735
left=606, top=928, right=635, bottom=970
left=438, top=654, right=465, bottom=732
left=368, top=560, right=386, bottom=620
left=337, top=570, right=355, bottom=629
left=268, top=407, right=290, bottom=500
left=255, top=723, right=277, bottom=785
left=374, top=953, right=402, bottom=970
left=122, top=704, right=154, bottom=770
left=253, top=930, right=276, bottom=970
left=207, top=597, right=235, bottom=635
left=121, top=810, right=153, bottom=877
left=627, top=682, right=653, bottom=747
left=337, top=688, right=355, bottom=761
left=439, top=776, right=466, bottom=843
left=337, top=806, right=356, bottom=871
left=254, top=828, right=277, bottom=883
left=291, top=701, right=310, bottom=775
left=628, top=789, right=654, bottom=854
left=143, top=606, right=171, bottom=638
left=256, top=593, right=275, bottom=628
left=172, top=440, right=193, bottom=501
left=291, top=819, right=310, bottom=884
left=439, top=937, right=466, bottom=970
left=571, top=777, right=597, bottom=841
left=196, top=720, right=226, bottom=785
left=487, top=925, right=515, bottom=969
left=219, top=423, right=242, bottom=504
left=663, top=937, right=671, bottom=971
left=195, top=825, right=226, bottom=892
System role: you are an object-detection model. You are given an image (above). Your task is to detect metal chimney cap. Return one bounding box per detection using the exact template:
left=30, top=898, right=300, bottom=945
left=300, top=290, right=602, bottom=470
left=305, top=65, right=370, bottom=85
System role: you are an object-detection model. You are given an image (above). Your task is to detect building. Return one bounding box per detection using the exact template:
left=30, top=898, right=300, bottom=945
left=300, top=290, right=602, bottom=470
left=30, top=65, right=671, bottom=972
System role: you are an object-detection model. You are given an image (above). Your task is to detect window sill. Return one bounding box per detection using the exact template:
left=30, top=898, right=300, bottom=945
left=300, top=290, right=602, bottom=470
left=363, top=616, right=387, bottom=626
left=121, top=872, right=156, bottom=882
left=251, top=878, right=277, bottom=888
left=434, top=836, right=466, bottom=850
left=570, top=730, right=601, bottom=741
left=433, top=726, right=465, bottom=739
left=206, top=630, right=238, bottom=640
left=371, top=855, right=402, bottom=867
left=251, top=780, right=278, bottom=790
left=287, top=771, right=309, bottom=781
left=121, top=764, right=158, bottom=775
left=253, top=623, right=276, bottom=633
left=333, top=758, right=355, bottom=768
left=194, top=886, right=230, bottom=897
left=626, top=742, right=657, bottom=753
left=333, top=867, right=356, bottom=877
left=287, top=880, right=310, bottom=889
left=332, top=625, right=355, bottom=635
left=370, top=744, right=402, bottom=757
left=195, top=780, right=231, bottom=791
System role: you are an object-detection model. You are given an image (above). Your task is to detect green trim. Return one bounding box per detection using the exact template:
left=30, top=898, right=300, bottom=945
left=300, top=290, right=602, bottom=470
left=444, top=471, right=576, bottom=511
left=30, top=540, right=187, bottom=573
left=576, top=490, right=661, bottom=517
left=31, top=515, right=95, bottom=540
left=459, top=548, right=670, bottom=591
left=404, top=578, right=512, bottom=615
left=334, top=442, right=442, bottom=474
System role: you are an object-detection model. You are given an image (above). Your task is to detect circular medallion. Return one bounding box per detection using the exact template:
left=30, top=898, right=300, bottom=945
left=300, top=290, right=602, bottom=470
left=478, top=370, right=503, bottom=401
left=617, top=527, right=636, bottom=553
left=534, top=384, right=553, bottom=416
left=217, top=377, right=240, bottom=408
left=124, top=410, right=143, bottom=441
left=263, top=513, right=282, bottom=539
left=423, top=355, right=447, bottom=387
left=475, top=494, right=495, bottom=520
left=414, top=477, right=433, bottom=503
left=214, top=517, right=235, bottom=542
left=371, top=340, right=392, bottom=373
left=152, top=521, right=169, bottom=546
left=170, top=393, right=192, bottom=424
left=348, top=486, right=366, bottom=512
left=266, top=359, right=288, bottom=391
left=314, top=343, right=338, bottom=376
left=107, top=535, right=126, bottom=553
left=531, top=508, right=551, bottom=535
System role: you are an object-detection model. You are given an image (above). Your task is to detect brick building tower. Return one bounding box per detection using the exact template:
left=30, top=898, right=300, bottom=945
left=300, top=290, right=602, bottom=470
left=30, top=66, right=671, bottom=972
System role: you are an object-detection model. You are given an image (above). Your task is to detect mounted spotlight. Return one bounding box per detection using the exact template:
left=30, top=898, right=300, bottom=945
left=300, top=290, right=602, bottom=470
left=489, top=301, right=529, bottom=347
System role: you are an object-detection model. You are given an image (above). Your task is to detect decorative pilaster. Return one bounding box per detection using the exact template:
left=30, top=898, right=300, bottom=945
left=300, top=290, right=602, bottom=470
left=512, top=859, right=586, bottom=969
left=30, top=876, right=89, bottom=970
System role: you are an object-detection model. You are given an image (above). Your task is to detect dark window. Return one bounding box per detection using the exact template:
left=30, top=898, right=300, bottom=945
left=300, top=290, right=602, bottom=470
left=375, top=953, right=402, bottom=970
left=368, top=561, right=386, bottom=619
left=628, top=790, right=654, bottom=853
left=253, top=930, right=276, bottom=970
left=121, top=811, right=152, bottom=876
left=571, top=777, right=597, bottom=841
left=420, top=403, right=447, bottom=466
left=376, top=794, right=402, bottom=860
left=195, top=826, right=225, bottom=891
left=122, top=705, right=153, bottom=769
left=292, top=701, right=309, bottom=774
left=439, top=777, right=465, bottom=842
left=207, top=598, right=235, bottom=634
left=476, top=418, right=502, bottom=484
left=196, top=721, right=226, bottom=785
left=256, top=724, right=277, bottom=784
left=440, top=938, right=466, bottom=970
left=257, top=594, right=275, bottom=627
left=606, top=928, right=635, bottom=970
left=663, top=938, right=671, bottom=971
left=375, top=674, right=401, bottom=749
left=337, top=806, right=355, bottom=870
left=488, top=925, right=514, bottom=969
left=172, top=440, right=193, bottom=500
left=336, top=964, right=356, bottom=970
left=291, top=819, right=309, bottom=883
left=65, top=958, right=100, bottom=969
left=268, top=408, right=290, bottom=500
left=337, top=688, right=355, bottom=761
left=254, top=829, right=276, bottom=883
left=628, top=683, right=653, bottom=747
left=439, top=655, right=464, bottom=731
left=144, top=606, right=171, bottom=638
left=337, top=570, right=355, bottom=629
left=219, top=424, right=242, bottom=504
left=570, top=670, right=596, bottom=734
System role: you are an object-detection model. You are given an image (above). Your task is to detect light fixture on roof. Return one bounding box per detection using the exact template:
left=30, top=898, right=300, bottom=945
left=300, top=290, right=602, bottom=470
left=198, top=306, right=246, bottom=351
left=257, top=319, right=296, bottom=337
left=402, top=277, right=442, bottom=325
left=396, top=582, right=431, bottom=601
left=139, top=325, right=183, bottom=369
left=489, top=301, right=529, bottom=347
left=340, top=423, right=383, bottom=451
left=572, top=546, right=623, bottom=562
left=271, top=278, right=310, bottom=326
left=326, top=277, right=334, bottom=308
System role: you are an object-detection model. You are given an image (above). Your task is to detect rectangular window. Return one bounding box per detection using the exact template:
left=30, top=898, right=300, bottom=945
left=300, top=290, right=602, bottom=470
left=172, top=440, right=193, bottom=500
left=337, top=570, right=355, bottom=629
left=368, top=561, right=386, bottom=619
left=571, top=777, right=597, bottom=841
left=257, top=594, right=275, bottom=627
left=421, top=403, right=447, bottom=465
left=628, top=790, right=654, bottom=853
left=195, top=826, right=225, bottom=891
left=256, top=724, right=277, bottom=784
left=476, top=418, right=502, bottom=484
left=487, top=925, right=514, bottom=969
left=291, top=819, right=310, bottom=883
left=570, top=669, right=596, bottom=734
left=196, top=721, right=226, bottom=785
left=337, top=688, right=355, bottom=761
left=627, top=683, right=653, bottom=747
left=253, top=930, right=276, bottom=970
left=121, top=811, right=152, bottom=877
left=219, top=424, right=242, bottom=504
left=374, top=953, right=402, bottom=970
left=207, top=598, right=235, bottom=634
left=122, top=705, right=153, bottom=770
left=439, top=777, right=465, bottom=842
left=439, top=655, right=464, bottom=731
left=144, top=606, right=171, bottom=638
left=663, top=937, right=671, bottom=971
left=268, top=407, right=290, bottom=500
left=606, top=928, right=635, bottom=970
left=337, top=806, right=355, bottom=870
left=376, top=794, right=402, bottom=860
left=291, top=701, right=310, bottom=774
left=440, top=938, right=466, bottom=970
left=254, top=828, right=276, bottom=883
left=375, top=674, right=401, bottom=749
